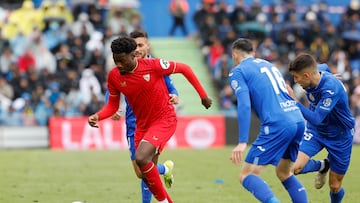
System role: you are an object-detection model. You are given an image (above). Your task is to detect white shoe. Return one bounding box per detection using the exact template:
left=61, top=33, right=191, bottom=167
left=314, top=158, right=329, bottom=189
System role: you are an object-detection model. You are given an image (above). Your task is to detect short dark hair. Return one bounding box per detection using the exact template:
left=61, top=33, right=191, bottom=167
left=289, top=53, right=317, bottom=72
left=129, top=30, right=148, bottom=39
left=232, top=38, right=253, bottom=53
left=111, top=36, right=137, bottom=54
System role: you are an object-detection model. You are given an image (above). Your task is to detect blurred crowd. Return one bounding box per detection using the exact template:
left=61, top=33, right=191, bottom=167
left=193, top=0, right=360, bottom=121
left=2, top=0, right=360, bottom=143
left=0, top=0, right=141, bottom=126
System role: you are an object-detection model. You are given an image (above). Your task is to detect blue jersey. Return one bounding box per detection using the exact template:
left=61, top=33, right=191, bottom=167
left=125, top=75, right=178, bottom=137
left=229, top=57, right=304, bottom=143
left=297, top=71, right=355, bottom=138
left=317, top=63, right=331, bottom=73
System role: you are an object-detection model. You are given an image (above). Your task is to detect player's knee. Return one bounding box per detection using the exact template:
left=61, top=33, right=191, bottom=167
left=329, top=181, right=342, bottom=193
left=276, top=170, right=291, bottom=181
left=135, top=154, right=147, bottom=167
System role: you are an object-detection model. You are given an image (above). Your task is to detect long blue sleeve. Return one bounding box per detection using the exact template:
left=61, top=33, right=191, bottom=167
left=236, top=90, right=252, bottom=143
left=297, top=90, right=340, bottom=126
left=297, top=102, right=325, bottom=125
left=164, top=75, right=178, bottom=96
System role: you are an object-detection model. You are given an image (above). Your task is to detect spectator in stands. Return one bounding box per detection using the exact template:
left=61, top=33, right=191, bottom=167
left=207, top=36, right=224, bottom=72
left=17, top=48, right=35, bottom=75
left=0, top=29, right=10, bottom=56
left=28, top=31, right=56, bottom=74
left=0, top=76, right=13, bottom=110
left=219, top=84, right=237, bottom=117
left=229, top=0, right=247, bottom=28
left=79, top=68, right=102, bottom=106
left=0, top=104, right=23, bottom=126
left=0, top=47, right=17, bottom=77
left=34, top=96, right=53, bottom=126
left=10, top=30, right=28, bottom=57
left=65, top=83, right=83, bottom=117
left=55, top=1, right=74, bottom=25
left=45, top=80, right=62, bottom=105
left=310, top=36, right=330, bottom=63
left=21, top=92, right=36, bottom=126
left=193, top=0, right=213, bottom=31
left=248, top=0, right=262, bottom=21
left=217, top=18, right=233, bottom=41
left=43, top=21, right=66, bottom=52
left=199, top=14, right=217, bottom=47
left=13, top=76, right=31, bottom=100
left=55, top=44, right=74, bottom=70
left=88, top=4, right=104, bottom=32
left=72, top=12, right=95, bottom=38
left=168, top=0, right=189, bottom=37
left=107, top=10, right=129, bottom=36
left=257, top=36, right=278, bottom=62
left=214, top=1, right=229, bottom=26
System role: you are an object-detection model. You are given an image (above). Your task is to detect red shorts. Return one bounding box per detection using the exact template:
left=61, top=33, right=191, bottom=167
left=134, top=115, right=177, bottom=154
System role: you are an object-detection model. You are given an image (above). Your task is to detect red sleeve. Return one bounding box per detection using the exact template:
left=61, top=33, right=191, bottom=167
left=97, top=94, right=120, bottom=120
left=173, top=62, right=208, bottom=99
left=98, top=70, right=120, bottom=120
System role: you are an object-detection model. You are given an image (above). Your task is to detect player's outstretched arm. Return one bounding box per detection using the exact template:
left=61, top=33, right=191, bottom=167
left=173, top=62, right=212, bottom=109
left=88, top=94, right=120, bottom=128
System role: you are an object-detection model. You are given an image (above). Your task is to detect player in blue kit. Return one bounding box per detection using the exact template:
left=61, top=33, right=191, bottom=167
left=287, top=53, right=354, bottom=203
left=228, top=38, right=308, bottom=203
left=107, top=30, right=179, bottom=203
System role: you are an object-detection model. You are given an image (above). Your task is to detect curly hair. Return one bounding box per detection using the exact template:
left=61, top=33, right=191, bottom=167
left=111, top=36, right=137, bottom=54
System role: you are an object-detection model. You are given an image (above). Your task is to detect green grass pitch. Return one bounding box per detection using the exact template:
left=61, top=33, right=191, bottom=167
left=1, top=146, right=360, bottom=203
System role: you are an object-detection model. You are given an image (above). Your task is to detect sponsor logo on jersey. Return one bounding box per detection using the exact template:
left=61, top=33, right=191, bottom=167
left=143, top=73, right=150, bottom=82
left=160, top=59, right=170, bottom=69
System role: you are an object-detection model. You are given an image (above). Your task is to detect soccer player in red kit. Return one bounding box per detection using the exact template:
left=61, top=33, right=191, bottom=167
left=88, top=36, right=212, bottom=203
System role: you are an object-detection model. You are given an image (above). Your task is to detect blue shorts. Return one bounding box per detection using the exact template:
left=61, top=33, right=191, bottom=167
left=127, top=136, right=136, bottom=161
left=245, top=121, right=305, bottom=166
left=299, top=128, right=353, bottom=174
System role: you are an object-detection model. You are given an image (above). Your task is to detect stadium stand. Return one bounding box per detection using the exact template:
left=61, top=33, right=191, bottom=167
left=150, top=37, right=220, bottom=115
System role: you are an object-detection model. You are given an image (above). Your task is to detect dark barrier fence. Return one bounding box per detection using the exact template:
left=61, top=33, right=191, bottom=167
left=225, top=112, right=260, bottom=145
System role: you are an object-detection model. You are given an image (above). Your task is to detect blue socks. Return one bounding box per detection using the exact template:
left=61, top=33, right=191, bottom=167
left=141, top=163, right=166, bottom=203
left=157, top=163, right=166, bottom=175
left=330, top=187, right=345, bottom=203
left=298, top=159, right=321, bottom=174
left=242, top=174, right=279, bottom=203
left=282, top=175, right=308, bottom=203
left=141, top=180, right=152, bottom=203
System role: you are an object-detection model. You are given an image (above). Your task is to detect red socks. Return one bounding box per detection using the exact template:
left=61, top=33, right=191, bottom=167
left=141, top=162, right=173, bottom=202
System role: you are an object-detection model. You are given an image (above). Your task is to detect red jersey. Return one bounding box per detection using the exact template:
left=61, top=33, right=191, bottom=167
left=107, top=58, right=177, bottom=130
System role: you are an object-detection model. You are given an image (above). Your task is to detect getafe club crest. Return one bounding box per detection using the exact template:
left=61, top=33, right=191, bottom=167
left=143, top=73, right=150, bottom=82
